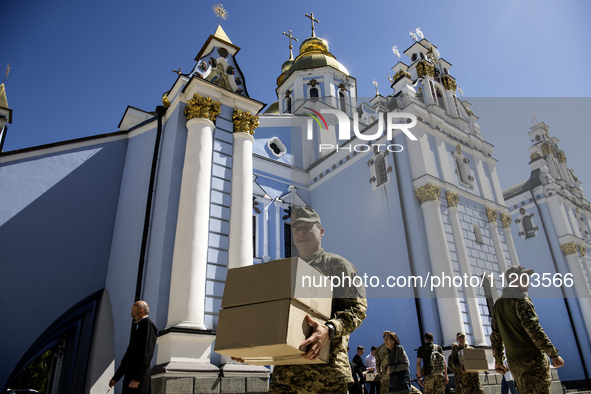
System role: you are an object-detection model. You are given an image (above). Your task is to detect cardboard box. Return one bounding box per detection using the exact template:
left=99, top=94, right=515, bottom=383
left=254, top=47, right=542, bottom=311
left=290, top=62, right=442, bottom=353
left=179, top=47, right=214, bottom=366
left=460, top=359, right=489, bottom=372
left=459, top=348, right=488, bottom=372
left=214, top=298, right=330, bottom=365
left=221, top=257, right=332, bottom=319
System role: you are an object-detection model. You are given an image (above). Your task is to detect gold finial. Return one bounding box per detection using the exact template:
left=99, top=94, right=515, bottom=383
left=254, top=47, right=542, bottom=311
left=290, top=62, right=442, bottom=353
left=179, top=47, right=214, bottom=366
left=172, top=67, right=182, bottom=75
left=282, top=30, right=298, bottom=60
left=3, top=64, right=10, bottom=84
left=212, top=4, right=228, bottom=25
left=305, top=12, right=319, bottom=37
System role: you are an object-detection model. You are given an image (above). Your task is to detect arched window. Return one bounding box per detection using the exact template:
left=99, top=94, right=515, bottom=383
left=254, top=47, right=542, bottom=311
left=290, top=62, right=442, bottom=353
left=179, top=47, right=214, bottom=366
left=420, top=52, right=425, bottom=60
left=436, top=87, right=445, bottom=109
left=339, top=91, right=347, bottom=112
left=523, top=216, right=536, bottom=239
left=376, top=156, right=388, bottom=186
left=310, top=87, right=319, bottom=98
left=286, top=97, right=292, bottom=114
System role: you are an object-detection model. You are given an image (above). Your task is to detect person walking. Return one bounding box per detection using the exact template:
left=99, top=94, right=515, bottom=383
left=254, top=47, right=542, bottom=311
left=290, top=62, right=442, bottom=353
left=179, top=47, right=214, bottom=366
left=109, top=301, right=158, bottom=394
left=491, top=265, right=564, bottom=394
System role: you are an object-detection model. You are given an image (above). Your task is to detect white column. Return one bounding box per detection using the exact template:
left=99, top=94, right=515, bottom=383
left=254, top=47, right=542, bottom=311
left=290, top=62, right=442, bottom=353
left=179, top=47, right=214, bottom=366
left=486, top=208, right=509, bottom=275
left=274, top=200, right=283, bottom=259
left=416, top=184, right=464, bottom=345
left=500, top=213, right=520, bottom=267
left=156, top=95, right=221, bottom=371
left=228, top=132, right=254, bottom=268
left=446, top=192, right=487, bottom=346
left=262, top=198, right=271, bottom=262
left=561, top=243, right=591, bottom=337
left=228, top=109, right=258, bottom=269
left=166, top=117, right=215, bottom=330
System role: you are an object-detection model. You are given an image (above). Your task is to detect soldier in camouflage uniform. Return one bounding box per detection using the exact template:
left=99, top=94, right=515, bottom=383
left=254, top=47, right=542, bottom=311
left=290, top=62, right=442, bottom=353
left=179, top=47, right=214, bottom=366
left=449, top=332, right=484, bottom=394
left=267, top=207, right=367, bottom=393
left=375, top=334, right=391, bottom=394
left=416, top=332, right=447, bottom=394
left=490, top=265, right=565, bottom=394
left=447, top=342, right=461, bottom=394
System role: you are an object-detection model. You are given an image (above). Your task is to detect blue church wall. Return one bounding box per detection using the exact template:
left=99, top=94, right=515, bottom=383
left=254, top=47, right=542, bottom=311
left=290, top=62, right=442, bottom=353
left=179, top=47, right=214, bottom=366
left=0, top=139, right=127, bottom=387
left=205, top=104, right=235, bottom=330
left=103, top=125, right=167, bottom=370
left=306, top=150, right=424, bottom=370
left=252, top=125, right=293, bottom=166
left=393, top=134, right=442, bottom=340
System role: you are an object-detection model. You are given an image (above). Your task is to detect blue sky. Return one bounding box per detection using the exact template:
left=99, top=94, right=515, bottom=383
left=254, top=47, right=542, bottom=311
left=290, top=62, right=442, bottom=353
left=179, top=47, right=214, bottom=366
left=2, top=0, right=590, bottom=190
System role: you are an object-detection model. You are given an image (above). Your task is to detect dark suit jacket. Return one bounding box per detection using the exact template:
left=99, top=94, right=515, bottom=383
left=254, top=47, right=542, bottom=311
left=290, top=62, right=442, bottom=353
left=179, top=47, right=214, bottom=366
left=113, top=317, right=158, bottom=394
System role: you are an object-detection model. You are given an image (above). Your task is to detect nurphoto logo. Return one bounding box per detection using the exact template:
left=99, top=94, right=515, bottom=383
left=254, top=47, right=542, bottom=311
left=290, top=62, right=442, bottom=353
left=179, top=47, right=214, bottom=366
left=303, top=107, right=418, bottom=153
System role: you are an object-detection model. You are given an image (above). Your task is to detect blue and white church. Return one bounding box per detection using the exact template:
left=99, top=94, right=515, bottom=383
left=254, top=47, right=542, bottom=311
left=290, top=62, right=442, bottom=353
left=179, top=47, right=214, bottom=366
left=1, top=15, right=590, bottom=394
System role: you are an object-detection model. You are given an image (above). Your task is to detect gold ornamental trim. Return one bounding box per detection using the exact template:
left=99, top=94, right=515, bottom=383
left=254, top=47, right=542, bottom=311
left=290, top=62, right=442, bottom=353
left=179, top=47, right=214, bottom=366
left=393, top=69, right=412, bottom=82
left=486, top=207, right=498, bottom=223
left=184, top=94, right=221, bottom=122
left=415, top=183, right=441, bottom=205
left=560, top=242, right=578, bottom=256
left=580, top=245, right=586, bottom=257
left=530, top=151, right=542, bottom=161
left=556, top=151, right=567, bottom=164
left=232, top=108, right=259, bottom=135
left=162, top=93, right=171, bottom=108
left=441, top=75, right=457, bottom=91
left=500, top=213, right=512, bottom=229
left=541, top=142, right=555, bottom=156
left=446, top=191, right=459, bottom=208
left=416, top=61, right=435, bottom=78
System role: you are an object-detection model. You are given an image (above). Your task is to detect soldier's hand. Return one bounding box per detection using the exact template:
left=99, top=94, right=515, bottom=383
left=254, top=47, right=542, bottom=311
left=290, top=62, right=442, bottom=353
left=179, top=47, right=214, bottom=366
left=551, top=355, right=565, bottom=368
left=495, top=364, right=507, bottom=374
left=231, top=357, right=245, bottom=363
left=300, top=315, right=329, bottom=360
left=108, top=379, right=117, bottom=389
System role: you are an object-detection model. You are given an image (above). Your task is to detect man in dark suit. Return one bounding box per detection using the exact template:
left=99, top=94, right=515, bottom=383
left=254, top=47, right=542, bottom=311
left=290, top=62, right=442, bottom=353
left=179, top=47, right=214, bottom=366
left=109, top=301, right=158, bottom=393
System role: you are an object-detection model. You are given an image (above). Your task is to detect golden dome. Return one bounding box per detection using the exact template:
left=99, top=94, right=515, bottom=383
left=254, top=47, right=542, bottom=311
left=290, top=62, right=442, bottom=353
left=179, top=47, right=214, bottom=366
left=281, top=59, right=294, bottom=74
left=278, top=36, right=349, bottom=85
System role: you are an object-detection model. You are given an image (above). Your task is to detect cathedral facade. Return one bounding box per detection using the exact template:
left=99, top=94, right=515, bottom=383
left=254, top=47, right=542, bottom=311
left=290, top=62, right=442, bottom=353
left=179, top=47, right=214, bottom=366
left=1, top=16, right=589, bottom=394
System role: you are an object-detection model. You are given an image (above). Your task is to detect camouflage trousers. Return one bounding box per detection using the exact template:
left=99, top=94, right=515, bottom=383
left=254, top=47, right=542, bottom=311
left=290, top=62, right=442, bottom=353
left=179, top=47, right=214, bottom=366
left=268, top=381, right=348, bottom=393
left=458, top=371, right=484, bottom=394
left=423, top=374, right=446, bottom=394
left=509, top=355, right=551, bottom=394
left=379, top=371, right=389, bottom=394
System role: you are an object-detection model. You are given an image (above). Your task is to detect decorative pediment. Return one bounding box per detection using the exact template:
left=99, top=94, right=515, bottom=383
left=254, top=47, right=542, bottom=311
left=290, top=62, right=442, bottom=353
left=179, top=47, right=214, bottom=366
left=190, top=26, right=249, bottom=97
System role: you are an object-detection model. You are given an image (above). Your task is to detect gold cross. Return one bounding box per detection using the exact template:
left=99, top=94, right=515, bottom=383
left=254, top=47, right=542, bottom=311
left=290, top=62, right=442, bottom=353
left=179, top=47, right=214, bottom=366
left=305, top=12, right=319, bottom=37
left=282, top=30, right=298, bottom=60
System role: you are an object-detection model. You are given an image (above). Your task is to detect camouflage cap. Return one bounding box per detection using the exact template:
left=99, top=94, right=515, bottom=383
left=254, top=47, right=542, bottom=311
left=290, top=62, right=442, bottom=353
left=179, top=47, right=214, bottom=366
left=456, top=331, right=465, bottom=338
left=505, top=265, right=534, bottom=277
left=451, top=342, right=459, bottom=347
left=291, top=206, right=321, bottom=226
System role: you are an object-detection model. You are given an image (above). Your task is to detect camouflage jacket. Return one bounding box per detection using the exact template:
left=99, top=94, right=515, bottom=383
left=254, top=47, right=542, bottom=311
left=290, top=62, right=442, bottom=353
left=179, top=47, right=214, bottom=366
left=271, top=249, right=368, bottom=386
left=375, top=344, right=390, bottom=377
left=490, top=289, right=559, bottom=365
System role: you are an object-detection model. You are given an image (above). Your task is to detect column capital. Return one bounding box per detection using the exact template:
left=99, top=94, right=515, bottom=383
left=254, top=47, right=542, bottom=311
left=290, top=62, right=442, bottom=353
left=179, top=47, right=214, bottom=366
left=184, top=94, right=221, bottom=122
left=560, top=241, right=578, bottom=256
left=486, top=207, right=498, bottom=223
left=233, top=108, right=259, bottom=135
left=500, top=213, right=512, bottom=228
left=580, top=245, right=586, bottom=257
left=415, top=183, right=441, bottom=205
left=445, top=191, right=459, bottom=208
